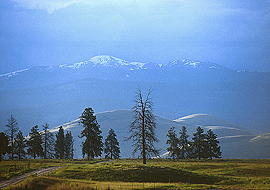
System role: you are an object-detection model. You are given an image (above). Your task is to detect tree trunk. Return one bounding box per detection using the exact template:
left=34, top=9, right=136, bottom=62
left=111, top=141, right=113, bottom=159
left=142, top=109, right=146, bottom=164
left=11, top=141, right=14, bottom=160
left=198, top=136, right=201, bottom=160
left=44, top=139, right=47, bottom=159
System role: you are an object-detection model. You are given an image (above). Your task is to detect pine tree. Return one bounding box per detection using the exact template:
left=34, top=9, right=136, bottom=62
left=104, top=128, right=120, bottom=159
left=205, top=129, right=222, bottom=159
left=79, top=107, right=103, bottom=160
left=5, top=115, right=19, bottom=160
left=14, top=130, right=27, bottom=159
left=127, top=88, right=159, bottom=164
left=27, top=125, right=43, bottom=159
left=166, top=126, right=179, bottom=160
left=179, top=126, right=189, bottom=159
left=191, top=126, right=206, bottom=160
left=64, top=131, right=74, bottom=159
left=42, top=122, right=55, bottom=159
left=0, top=132, right=11, bottom=162
left=55, top=126, right=65, bottom=159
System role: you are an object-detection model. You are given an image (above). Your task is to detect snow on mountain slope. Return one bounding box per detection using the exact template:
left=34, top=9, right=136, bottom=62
left=162, top=59, right=225, bottom=70
left=59, top=55, right=147, bottom=70
left=250, top=132, right=270, bottom=142
left=174, top=113, right=247, bottom=130
left=174, top=113, right=257, bottom=138
left=0, top=55, right=233, bottom=80
left=0, top=68, right=29, bottom=78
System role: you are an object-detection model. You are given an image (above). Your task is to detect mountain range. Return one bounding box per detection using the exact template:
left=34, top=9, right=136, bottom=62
left=0, top=55, right=269, bottom=158
left=0, top=55, right=230, bottom=78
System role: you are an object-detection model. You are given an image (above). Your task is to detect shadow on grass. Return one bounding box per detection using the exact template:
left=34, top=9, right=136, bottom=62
left=6, top=177, right=61, bottom=190
left=57, top=165, right=222, bottom=185
left=6, top=176, right=96, bottom=190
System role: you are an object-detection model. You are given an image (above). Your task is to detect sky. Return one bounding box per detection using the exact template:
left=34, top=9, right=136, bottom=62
left=0, top=0, right=270, bottom=73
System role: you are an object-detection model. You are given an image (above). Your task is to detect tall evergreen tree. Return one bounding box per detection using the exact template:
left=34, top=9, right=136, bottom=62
left=127, top=88, right=159, bottom=164
left=42, top=122, right=55, bottom=159
left=64, top=131, right=74, bottom=159
left=0, top=132, right=11, bottom=162
left=79, top=107, right=103, bottom=160
left=27, top=125, right=43, bottom=159
left=179, top=126, right=189, bottom=159
left=205, top=129, right=222, bottom=159
left=104, top=128, right=120, bottom=159
left=5, top=115, right=19, bottom=160
left=191, top=126, right=206, bottom=160
left=166, top=126, right=179, bottom=160
left=14, top=130, right=27, bottom=159
left=55, top=126, right=65, bottom=159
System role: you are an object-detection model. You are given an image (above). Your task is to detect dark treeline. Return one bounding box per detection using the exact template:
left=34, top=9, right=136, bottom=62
left=166, top=126, right=222, bottom=160
left=0, top=115, right=74, bottom=161
left=0, top=111, right=121, bottom=161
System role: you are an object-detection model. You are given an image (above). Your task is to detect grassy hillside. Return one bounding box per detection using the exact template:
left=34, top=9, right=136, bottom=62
left=4, top=159, right=270, bottom=190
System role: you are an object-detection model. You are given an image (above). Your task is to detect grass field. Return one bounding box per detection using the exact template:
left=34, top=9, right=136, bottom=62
left=0, top=159, right=100, bottom=181
left=2, top=159, right=270, bottom=189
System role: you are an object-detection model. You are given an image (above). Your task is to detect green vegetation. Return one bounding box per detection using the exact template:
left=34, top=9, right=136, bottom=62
left=79, top=107, right=103, bottom=160
left=0, top=159, right=99, bottom=181
left=1, top=116, right=75, bottom=161
left=2, top=159, right=270, bottom=189
left=104, top=128, right=120, bottom=159
left=5, top=115, right=19, bottom=160
left=0, top=132, right=11, bottom=162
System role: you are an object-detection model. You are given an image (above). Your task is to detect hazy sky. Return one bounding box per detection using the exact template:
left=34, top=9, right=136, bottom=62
left=1, top=0, right=270, bottom=73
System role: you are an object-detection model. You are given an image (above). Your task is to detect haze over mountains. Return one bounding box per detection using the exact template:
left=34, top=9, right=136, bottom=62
left=0, top=55, right=269, bottom=158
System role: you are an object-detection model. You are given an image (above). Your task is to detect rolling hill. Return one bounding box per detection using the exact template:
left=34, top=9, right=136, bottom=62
left=50, top=110, right=269, bottom=159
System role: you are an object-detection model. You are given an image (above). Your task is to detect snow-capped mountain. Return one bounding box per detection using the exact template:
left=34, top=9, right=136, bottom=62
left=58, top=55, right=229, bottom=70
left=59, top=55, right=147, bottom=70
left=0, top=55, right=232, bottom=80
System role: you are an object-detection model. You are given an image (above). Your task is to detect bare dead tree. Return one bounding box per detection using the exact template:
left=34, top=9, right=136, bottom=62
left=127, top=88, right=159, bottom=164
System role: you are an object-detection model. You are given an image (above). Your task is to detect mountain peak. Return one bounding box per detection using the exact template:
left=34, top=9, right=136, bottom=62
left=90, top=55, right=128, bottom=68
left=163, top=59, right=223, bottom=70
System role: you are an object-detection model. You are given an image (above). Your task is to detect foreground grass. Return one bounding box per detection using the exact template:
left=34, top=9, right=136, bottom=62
left=3, top=159, right=270, bottom=189
left=0, top=159, right=101, bottom=181
left=5, top=176, right=218, bottom=190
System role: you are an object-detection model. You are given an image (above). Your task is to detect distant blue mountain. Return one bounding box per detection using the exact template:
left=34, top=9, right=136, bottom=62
left=0, top=55, right=269, bottom=147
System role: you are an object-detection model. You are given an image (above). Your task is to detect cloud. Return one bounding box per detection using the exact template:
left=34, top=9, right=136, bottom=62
left=11, top=0, right=81, bottom=13
left=10, top=0, right=154, bottom=13
left=8, top=0, right=224, bottom=14
left=4, top=0, right=270, bottom=71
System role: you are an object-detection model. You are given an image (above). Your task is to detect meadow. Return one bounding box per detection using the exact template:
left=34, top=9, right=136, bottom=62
left=2, top=159, right=270, bottom=189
